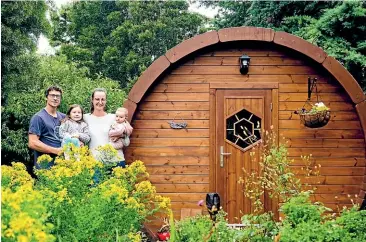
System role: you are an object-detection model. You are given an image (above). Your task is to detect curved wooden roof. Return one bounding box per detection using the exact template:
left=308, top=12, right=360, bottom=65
left=125, top=26, right=366, bottom=133
left=124, top=26, right=366, bottom=207
left=127, top=27, right=365, bottom=106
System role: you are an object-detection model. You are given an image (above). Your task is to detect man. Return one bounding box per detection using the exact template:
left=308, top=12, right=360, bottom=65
left=28, top=86, right=65, bottom=168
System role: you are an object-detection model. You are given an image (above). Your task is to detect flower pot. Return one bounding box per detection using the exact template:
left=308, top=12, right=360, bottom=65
left=157, top=232, right=170, bottom=241
left=299, top=110, right=331, bottom=128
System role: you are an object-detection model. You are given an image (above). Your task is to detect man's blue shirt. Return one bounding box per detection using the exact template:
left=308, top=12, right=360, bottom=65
left=29, top=109, right=65, bottom=166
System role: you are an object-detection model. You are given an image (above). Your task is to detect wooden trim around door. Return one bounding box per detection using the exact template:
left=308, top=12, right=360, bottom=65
left=272, top=89, right=279, bottom=144
left=209, top=88, right=217, bottom=193
left=210, top=82, right=279, bottom=89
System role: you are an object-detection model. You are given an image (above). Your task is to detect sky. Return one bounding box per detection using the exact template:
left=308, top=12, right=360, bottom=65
left=37, top=1, right=219, bottom=55
left=49, top=0, right=218, bottom=17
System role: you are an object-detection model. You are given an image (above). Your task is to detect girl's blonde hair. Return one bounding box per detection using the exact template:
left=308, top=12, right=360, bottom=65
left=62, top=104, right=85, bottom=123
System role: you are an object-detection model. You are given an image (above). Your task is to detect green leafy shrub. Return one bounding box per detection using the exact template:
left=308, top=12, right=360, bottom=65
left=235, top=213, right=279, bottom=242
left=175, top=214, right=214, bottom=242
left=212, top=212, right=238, bottom=242
left=173, top=210, right=241, bottom=242
left=279, top=192, right=365, bottom=242
left=336, top=207, right=366, bottom=242
left=279, top=220, right=347, bottom=242
left=172, top=210, right=279, bottom=242
left=280, top=192, right=328, bottom=226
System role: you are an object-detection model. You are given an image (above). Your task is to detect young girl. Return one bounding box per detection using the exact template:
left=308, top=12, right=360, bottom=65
left=59, top=104, right=91, bottom=149
left=108, top=107, right=133, bottom=167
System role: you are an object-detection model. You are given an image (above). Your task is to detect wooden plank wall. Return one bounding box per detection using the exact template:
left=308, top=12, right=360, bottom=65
left=125, top=43, right=365, bottom=228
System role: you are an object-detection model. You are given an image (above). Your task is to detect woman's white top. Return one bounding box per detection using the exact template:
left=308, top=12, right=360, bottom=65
left=84, top=113, right=115, bottom=157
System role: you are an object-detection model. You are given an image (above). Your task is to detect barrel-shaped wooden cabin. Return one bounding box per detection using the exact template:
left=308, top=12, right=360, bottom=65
left=123, top=27, right=366, bottom=225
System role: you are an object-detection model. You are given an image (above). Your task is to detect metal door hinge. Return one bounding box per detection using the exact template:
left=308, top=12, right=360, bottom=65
left=270, top=103, right=273, bottom=111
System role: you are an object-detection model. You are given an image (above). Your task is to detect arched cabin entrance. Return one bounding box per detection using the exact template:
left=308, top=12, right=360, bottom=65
left=123, top=27, right=366, bottom=225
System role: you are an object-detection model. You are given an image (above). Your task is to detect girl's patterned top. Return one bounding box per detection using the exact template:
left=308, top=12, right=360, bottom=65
left=59, top=119, right=91, bottom=144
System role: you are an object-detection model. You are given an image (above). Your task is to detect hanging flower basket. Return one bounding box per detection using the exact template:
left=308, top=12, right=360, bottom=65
left=298, top=109, right=331, bottom=128
left=295, top=102, right=331, bottom=128
left=295, top=77, right=331, bottom=128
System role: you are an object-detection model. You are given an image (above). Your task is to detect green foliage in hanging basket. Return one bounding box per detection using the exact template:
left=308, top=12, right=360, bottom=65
left=295, top=102, right=331, bottom=128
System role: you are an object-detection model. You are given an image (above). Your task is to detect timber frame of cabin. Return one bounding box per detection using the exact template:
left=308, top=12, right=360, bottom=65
left=123, top=27, right=366, bottom=227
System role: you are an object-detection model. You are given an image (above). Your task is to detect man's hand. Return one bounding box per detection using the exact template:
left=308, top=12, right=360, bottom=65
left=29, top=134, right=63, bottom=155
left=53, top=147, right=63, bottom=155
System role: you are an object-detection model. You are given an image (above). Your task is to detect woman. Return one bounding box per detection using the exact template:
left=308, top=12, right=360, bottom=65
left=84, top=88, right=115, bottom=158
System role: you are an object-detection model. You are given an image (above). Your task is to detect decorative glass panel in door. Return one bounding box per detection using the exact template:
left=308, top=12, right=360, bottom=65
left=226, top=108, right=262, bottom=151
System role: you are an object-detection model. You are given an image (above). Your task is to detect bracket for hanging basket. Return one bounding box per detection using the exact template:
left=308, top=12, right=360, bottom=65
left=294, top=77, right=331, bottom=128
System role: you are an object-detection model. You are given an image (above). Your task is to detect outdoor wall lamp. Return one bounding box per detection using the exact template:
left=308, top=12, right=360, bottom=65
left=239, top=54, right=251, bottom=74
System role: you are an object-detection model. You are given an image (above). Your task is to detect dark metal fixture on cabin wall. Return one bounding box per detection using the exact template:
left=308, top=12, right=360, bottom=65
left=308, top=77, right=317, bottom=100
left=168, top=112, right=188, bottom=129
left=239, top=54, right=251, bottom=74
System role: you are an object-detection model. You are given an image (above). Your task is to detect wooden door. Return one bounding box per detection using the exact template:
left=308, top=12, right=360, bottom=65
left=215, top=89, right=273, bottom=223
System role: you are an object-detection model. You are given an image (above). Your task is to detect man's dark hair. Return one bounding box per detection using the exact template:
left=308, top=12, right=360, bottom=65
left=45, top=85, right=63, bottom=97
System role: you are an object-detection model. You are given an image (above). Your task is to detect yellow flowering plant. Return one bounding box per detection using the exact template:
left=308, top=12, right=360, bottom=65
left=36, top=154, right=54, bottom=169
left=2, top=145, right=171, bottom=241
left=1, top=162, right=34, bottom=191
left=1, top=163, right=55, bottom=242
left=95, top=144, right=122, bottom=165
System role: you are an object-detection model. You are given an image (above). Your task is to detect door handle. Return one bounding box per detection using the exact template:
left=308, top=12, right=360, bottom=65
left=220, top=146, right=231, bottom=167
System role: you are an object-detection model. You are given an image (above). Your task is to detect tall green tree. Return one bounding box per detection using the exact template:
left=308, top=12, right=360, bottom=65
left=281, top=2, right=366, bottom=88
left=202, top=1, right=339, bottom=29
left=51, top=1, right=206, bottom=88
left=1, top=1, right=50, bottom=166
left=1, top=1, right=50, bottom=100
left=200, top=0, right=365, bottom=90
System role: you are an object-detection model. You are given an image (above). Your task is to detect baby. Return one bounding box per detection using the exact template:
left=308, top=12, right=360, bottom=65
left=108, top=107, right=133, bottom=167
left=59, top=104, right=91, bottom=153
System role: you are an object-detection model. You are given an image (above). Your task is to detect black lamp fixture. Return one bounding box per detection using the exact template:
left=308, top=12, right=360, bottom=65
left=239, top=54, right=251, bottom=74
